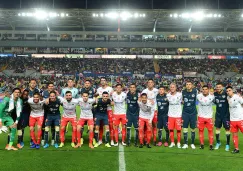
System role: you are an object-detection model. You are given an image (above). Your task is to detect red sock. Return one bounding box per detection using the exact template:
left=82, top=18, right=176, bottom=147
left=114, top=127, right=118, bottom=143
left=72, top=128, right=77, bottom=143
left=139, top=127, right=144, bottom=144
left=208, top=129, right=214, bottom=145
left=99, top=127, right=103, bottom=141
left=199, top=129, right=204, bottom=145
left=146, top=128, right=152, bottom=144
left=60, top=128, right=65, bottom=143
left=177, top=130, right=181, bottom=143
left=89, top=131, right=94, bottom=144
left=122, top=127, right=126, bottom=142
left=77, top=129, right=81, bottom=144
left=170, top=130, right=174, bottom=143
left=30, top=129, right=36, bottom=144
left=233, top=134, right=239, bottom=149
left=37, top=130, right=42, bottom=144
left=153, top=127, right=157, bottom=142
left=109, top=122, right=114, bottom=141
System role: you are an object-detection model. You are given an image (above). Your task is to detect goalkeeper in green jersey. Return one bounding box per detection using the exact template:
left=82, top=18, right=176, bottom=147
left=0, top=88, right=23, bottom=151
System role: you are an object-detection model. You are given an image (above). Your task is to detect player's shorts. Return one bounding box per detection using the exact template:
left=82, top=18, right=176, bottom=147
left=45, top=115, right=61, bottom=127
left=168, top=117, right=182, bottom=130
left=95, top=114, right=108, bottom=126
left=215, top=116, right=230, bottom=129
left=78, top=118, right=94, bottom=127
left=107, top=110, right=113, bottom=124
left=19, top=112, right=30, bottom=128
left=2, top=116, right=14, bottom=127
left=139, top=117, right=152, bottom=129
left=157, top=115, right=168, bottom=129
left=113, top=114, right=127, bottom=126
left=126, top=111, right=139, bottom=128
left=197, top=117, right=213, bottom=130
left=29, top=116, right=44, bottom=127
left=230, top=120, right=243, bottom=133
left=61, top=117, right=77, bottom=127
left=43, top=112, right=55, bottom=128
left=182, top=113, right=197, bottom=129
left=152, top=110, right=158, bottom=123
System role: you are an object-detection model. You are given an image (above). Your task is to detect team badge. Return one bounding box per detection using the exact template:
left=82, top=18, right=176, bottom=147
left=184, top=98, right=188, bottom=102
left=56, top=104, right=59, bottom=107
left=222, top=95, right=226, bottom=98
left=216, top=99, right=219, bottom=103
left=192, top=94, right=195, bottom=97
left=89, top=91, right=92, bottom=94
left=134, top=97, right=137, bottom=100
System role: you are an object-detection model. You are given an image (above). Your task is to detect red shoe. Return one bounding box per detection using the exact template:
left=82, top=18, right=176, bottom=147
left=17, top=143, right=24, bottom=149
left=164, top=142, right=169, bottom=147
left=5, top=144, right=9, bottom=150
left=156, top=142, right=163, bottom=147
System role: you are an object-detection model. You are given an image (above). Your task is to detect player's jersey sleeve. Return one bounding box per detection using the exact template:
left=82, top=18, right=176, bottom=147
left=0, top=97, right=10, bottom=121
left=58, top=96, right=65, bottom=103
left=238, top=96, right=243, bottom=104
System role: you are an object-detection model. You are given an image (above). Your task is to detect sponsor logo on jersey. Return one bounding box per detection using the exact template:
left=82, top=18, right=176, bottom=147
left=184, top=98, right=188, bottom=102
left=192, top=94, right=195, bottom=97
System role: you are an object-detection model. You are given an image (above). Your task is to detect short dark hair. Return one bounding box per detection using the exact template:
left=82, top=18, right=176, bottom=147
left=100, top=77, right=106, bottom=81
left=216, top=82, right=224, bottom=86
left=12, top=88, right=21, bottom=93
left=85, top=80, right=91, bottom=83
left=48, top=82, right=54, bottom=86
left=159, top=85, right=166, bottom=89
left=141, top=93, right=147, bottom=97
left=82, top=92, right=89, bottom=96
left=50, top=91, right=56, bottom=95
left=102, top=91, right=109, bottom=95
left=226, top=86, right=233, bottom=90
left=33, top=92, right=40, bottom=96
left=130, top=83, right=136, bottom=87
left=67, top=78, right=73, bottom=82
left=116, top=84, right=122, bottom=87
left=65, top=91, right=72, bottom=95
left=30, top=79, right=36, bottom=82
left=23, top=89, right=29, bottom=93
left=147, top=79, right=154, bottom=82
left=186, top=80, right=192, bottom=84
left=202, top=85, right=209, bottom=89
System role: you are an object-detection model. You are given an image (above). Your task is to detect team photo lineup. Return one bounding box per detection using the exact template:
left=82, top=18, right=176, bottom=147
left=1, top=77, right=243, bottom=153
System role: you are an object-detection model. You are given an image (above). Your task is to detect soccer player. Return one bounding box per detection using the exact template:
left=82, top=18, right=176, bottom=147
left=126, top=83, right=140, bottom=147
left=112, top=84, right=127, bottom=146
left=96, top=77, right=114, bottom=145
left=181, top=81, right=197, bottom=149
left=167, top=83, right=182, bottom=148
left=16, top=89, right=31, bottom=149
left=156, top=86, right=169, bottom=147
left=0, top=88, right=22, bottom=151
left=138, top=93, right=155, bottom=148
left=226, top=86, right=243, bottom=153
left=61, top=79, right=79, bottom=98
left=26, top=79, right=39, bottom=97
left=214, top=83, right=231, bottom=151
left=43, top=91, right=61, bottom=149
left=142, top=79, right=158, bottom=146
left=197, top=85, right=214, bottom=150
left=94, top=92, right=113, bottom=148
left=80, top=80, right=96, bottom=98
left=28, top=92, right=45, bottom=149
left=75, top=92, right=96, bottom=149
left=58, top=91, right=79, bottom=148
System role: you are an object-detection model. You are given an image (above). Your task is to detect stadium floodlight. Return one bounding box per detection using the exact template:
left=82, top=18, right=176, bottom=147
left=192, top=12, right=204, bottom=21
left=100, top=13, right=104, bottom=17
left=22, top=13, right=26, bottom=16
left=60, top=13, right=65, bottom=17
left=174, top=13, right=178, bottom=18
left=182, top=13, right=190, bottom=18
left=106, top=12, right=119, bottom=19
left=66, top=14, right=68, bottom=17
left=92, top=13, right=96, bottom=17
left=241, top=14, right=243, bottom=17
left=143, top=14, right=146, bottom=17
left=47, top=27, right=50, bottom=31
left=18, top=13, right=21, bottom=16
left=120, top=12, right=132, bottom=20
left=134, top=13, right=139, bottom=18
left=170, top=14, right=173, bottom=17
left=206, top=14, right=213, bottom=18
left=214, top=14, right=217, bottom=17
left=34, top=10, right=48, bottom=20
left=218, top=14, right=221, bottom=17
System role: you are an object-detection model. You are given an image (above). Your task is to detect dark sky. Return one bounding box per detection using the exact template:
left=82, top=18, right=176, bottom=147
left=0, top=0, right=243, bottom=9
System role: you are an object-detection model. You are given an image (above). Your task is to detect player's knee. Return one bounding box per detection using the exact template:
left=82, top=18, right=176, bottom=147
left=216, top=130, right=220, bottom=134
left=226, top=131, right=230, bottom=135
left=37, top=126, right=42, bottom=130
left=17, top=130, right=22, bottom=135
left=61, top=126, right=65, bottom=130
left=45, top=127, right=49, bottom=132
left=191, top=129, right=195, bottom=132
left=55, top=126, right=60, bottom=132
left=30, top=127, right=34, bottom=131
left=183, top=128, right=188, bottom=133
left=72, top=127, right=77, bottom=131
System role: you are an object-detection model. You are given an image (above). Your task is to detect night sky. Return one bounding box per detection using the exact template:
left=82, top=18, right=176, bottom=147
left=0, top=0, right=243, bottom=9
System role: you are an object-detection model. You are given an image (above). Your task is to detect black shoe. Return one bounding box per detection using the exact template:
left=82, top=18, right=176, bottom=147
left=232, top=149, right=240, bottom=154
left=134, top=143, right=138, bottom=147
left=153, top=141, right=157, bottom=146
left=209, top=145, right=214, bottom=151
left=139, top=144, right=143, bottom=148
left=146, top=144, right=152, bottom=148
left=126, top=143, right=130, bottom=147
left=200, top=144, right=204, bottom=149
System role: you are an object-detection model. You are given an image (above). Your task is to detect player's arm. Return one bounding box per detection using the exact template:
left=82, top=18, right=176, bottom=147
left=60, top=89, right=65, bottom=97
left=0, top=97, right=10, bottom=126
left=15, top=99, right=23, bottom=124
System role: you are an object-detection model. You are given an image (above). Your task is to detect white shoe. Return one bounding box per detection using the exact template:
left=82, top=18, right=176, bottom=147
left=182, top=144, right=188, bottom=149
left=169, top=142, right=175, bottom=148
left=110, top=140, right=115, bottom=146
left=177, top=143, right=181, bottom=149
left=191, top=144, right=196, bottom=149
left=114, top=143, right=119, bottom=147
left=98, top=140, right=103, bottom=146
left=122, top=142, right=126, bottom=146
left=41, top=140, right=45, bottom=146
left=51, top=140, right=55, bottom=146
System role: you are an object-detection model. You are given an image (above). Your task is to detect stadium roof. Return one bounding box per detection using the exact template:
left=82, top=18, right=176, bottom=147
left=1, top=8, right=243, bottom=32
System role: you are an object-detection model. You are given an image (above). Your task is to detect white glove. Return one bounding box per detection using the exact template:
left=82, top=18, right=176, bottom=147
left=0, top=126, right=8, bottom=134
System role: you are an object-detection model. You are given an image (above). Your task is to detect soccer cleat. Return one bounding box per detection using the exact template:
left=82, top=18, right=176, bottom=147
left=81, top=138, right=84, bottom=145
left=30, top=143, right=36, bottom=149
left=182, top=144, right=188, bottom=149
left=43, top=143, right=50, bottom=149
left=177, top=143, right=181, bottom=149
left=41, top=140, right=45, bottom=146
left=169, top=142, right=175, bottom=148
left=35, top=144, right=40, bottom=149
left=20, top=142, right=24, bottom=147
left=134, top=143, right=138, bottom=147
left=54, top=143, right=59, bottom=148
left=225, top=145, right=230, bottom=152
left=74, top=143, right=81, bottom=148
left=214, top=143, right=221, bottom=150
left=114, top=142, right=119, bottom=147
left=146, top=144, right=152, bottom=148
left=89, top=143, right=94, bottom=149
left=98, top=140, right=103, bottom=146
left=153, top=141, right=157, bottom=146
left=200, top=144, right=204, bottom=149
left=94, top=143, right=99, bottom=148
left=232, top=149, right=240, bottom=154
left=5, top=144, right=9, bottom=150
left=122, top=142, right=126, bottom=146
left=139, top=144, right=143, bottom=148
left=164, top=142, right=169, bottom=147
left=105, top=143, right=111, bottom=148
left=59, top=143, right=65, bottom=148
left=30, top=141, right=35, bottom=146
left=17, top=143, right=24, bottom=149
left=209, top=145, right=214, bottom=151
left=51, top=140, right=55, bottom=146
left=7, top=146, right=18, bottom=151
left=157, top=142, right=163, bottom=147
left=110, top=140, right=115, bottom=146
left=191, top=144, right=196, bottom=149
left=71, top=143, right=75, bottom=148
left=126, top=143, right=130, bottom=147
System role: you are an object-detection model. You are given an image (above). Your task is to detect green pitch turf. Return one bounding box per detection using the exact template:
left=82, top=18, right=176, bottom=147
left=0, top=106, right=243, bottom=171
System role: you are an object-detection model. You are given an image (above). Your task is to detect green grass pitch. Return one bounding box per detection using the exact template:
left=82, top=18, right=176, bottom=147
left=0, top=106, right=243, bottom=171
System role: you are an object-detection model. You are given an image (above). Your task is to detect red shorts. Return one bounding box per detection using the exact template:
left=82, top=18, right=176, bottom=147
left=113, top=114, right=127, bottom=126
left=230, top=121, right=243, bottom=133
left=61, top=117, right=77, bottom=127
left=78, top=118, right=94, bottom=127
left=107, top=110, right=113, bottom=123
left=168, top=117, right=182, bottom=130
left=139, top=117, right=152, bottom=129
left=29, top=116, right=44, bottom=127
left=152, top=110, right=158, bottom=123
left=197, top=117, right=213, bottom=130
